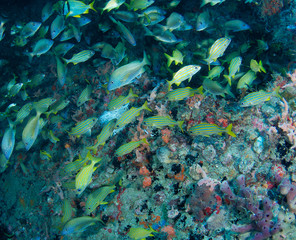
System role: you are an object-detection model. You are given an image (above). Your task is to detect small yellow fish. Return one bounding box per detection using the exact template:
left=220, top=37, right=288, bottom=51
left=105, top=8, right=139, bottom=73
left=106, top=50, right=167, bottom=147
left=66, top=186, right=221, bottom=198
left=237, top=70, right=256, bottom=89
left=61, top=216, right=102, bottom=235
left=143, top=115, right=184, bottom=132
left=68, top=117, right=97, bottom=137
left=189, top=123, right=236, bottom=137
left=250, top=59, right=266, bottom=73
left=116, top=138, right=149, bottom=156
left=61, top=199, right=74, bottom=224
left=128, top=226, right=156, bottom=240
left=164, top=49, right=183, bottom=67
left=75, top=152, right=101, bottom=195
left=108, top=88, right=138, bottom=111
left=40, top=150, right=52, bottom=160
left=77, top=85, right=92, bottom=106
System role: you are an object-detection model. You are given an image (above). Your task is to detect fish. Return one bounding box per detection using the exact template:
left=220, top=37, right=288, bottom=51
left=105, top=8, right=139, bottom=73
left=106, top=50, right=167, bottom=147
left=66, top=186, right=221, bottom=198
left=108, top=52, right=149, bottom=91
left=59, top=28, right=75, bottom=42
left=223, top=56, right=242, bottom=86
left=61, top=199, right=74, bottom=224
left=206, top=66, right=224, bottom=80
left=86, top=119, right=116, bottom=154
left=196, top=11, right=210, bottom=31
left=108, top=88, right=138, bottom=111
left=40, top=150, right=52, bottom=161
left=165, top=86, right=203, bottom=101
left=237, top=70, right=256, bottom=89
left=1, top=120, right=16, bottom=160
left=61, top=216, right=102, bottom=235
left=115, top=101, right=151, bottom=129
left=250, top=59, right=266, bottom=73
left=113, top=10, right=138, bottom=23
left=0, top=19, right=6, bottom=41
left=75, top=15, right=92, bottom=26
left=66, top=0, right=96, bottom=18
left=116, top=138, right=149, bottom=156
left=140, top=11, right=165, bottom=26
left=45, top=99, right=70, bottom=118
left=143, top=115, right=184, bottom=132
left=15, top=102, right=33, bottom=124
left=164, top=49, right=183, bottom=67
left=203, top=78, right=234, bottom=98
left=109, top=16, right=136, bottom=46
left=189, top=123, right=236, bottom=137
left=20, top=22, right=42, bottom=38
left=63, top=50, right=95, bottom=65
left=167, top=65, right=201, bottom=90
left=48, top=130, right=60, bottom=143
left=41, top=2, right=54, bottom=22
left=256, top=40, right=268, bottom=52
left=127, top=0, right=155, bottom=11
left=77, top=85, right=92, bottom=106
left=75, top=153, right=101, bottom=195
left=33, top=97, right=56, bottom=113
left=224, top=20, right=250, bottom=32
left=22, top=112, right=41, bottom=151
left=128, top=226, right=156, bottom=240
left=51, top=15, right=65, bottom=39
left=240, top=87, right=281, bottom=107
left=144, top=24, right=182, bottom=44
left=61, top=154, right=88, bottom=176
left=201, top=0, right=225, bottom=7
left=28, top=39, right=54, bottom=58
left=56, top=56, right=67, bottom=87
left=68, top=117, right=98, bottom=137
left=102, top=0, right=126, bottom=12
left=6, top=83, right=23, bottom=97
left=85, top=185, right=116, bottom=215
left=205, top=37, right=231, bottom=68
left=54, top=43, right=75, bottom=56
left=165, top=12, right=185, bottom=31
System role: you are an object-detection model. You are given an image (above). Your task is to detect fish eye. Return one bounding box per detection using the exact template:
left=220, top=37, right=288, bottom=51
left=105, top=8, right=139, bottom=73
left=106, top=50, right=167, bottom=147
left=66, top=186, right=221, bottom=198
left=111, top=81, right=114, bottom=84
left=77, top=188, right=81, bottom=192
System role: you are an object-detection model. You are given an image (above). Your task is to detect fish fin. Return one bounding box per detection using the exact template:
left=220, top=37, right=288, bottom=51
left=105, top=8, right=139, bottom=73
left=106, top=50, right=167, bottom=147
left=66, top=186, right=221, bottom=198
left=225, top=84, right=235, bottom=98
left=224, top=75, right=231, bottom=86
left=141, top=138, right=150, bottom=146
left=167, top=80, right=172, bottom=91
left=188, top=76, right=192, bottom=82
left=218, top=132, right=222, bottom=136
left=197, top=86, right=204, bottom=95
left=128, top=88, right=138, bottom=98
left=100, top=201, right=108, bottom=205
left=225, top=123, right=236, bottom=137
left=164, top=53, right=173, bottom=67
left=142, top=101, right=152, bottom=112
left=142, top=51, right=150, bottom=66
left=89, top=0, right=97, bottom=12
left=259, top=60, right=266, bottom=73
left=177, top=121, right=184, bottom=132
left=273, top=86, right=282, bottom=100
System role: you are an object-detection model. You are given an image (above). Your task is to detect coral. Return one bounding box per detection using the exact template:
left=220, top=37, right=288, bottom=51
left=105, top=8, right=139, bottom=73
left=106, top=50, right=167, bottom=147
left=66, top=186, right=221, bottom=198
left=279, top=178, right=296, bottom=212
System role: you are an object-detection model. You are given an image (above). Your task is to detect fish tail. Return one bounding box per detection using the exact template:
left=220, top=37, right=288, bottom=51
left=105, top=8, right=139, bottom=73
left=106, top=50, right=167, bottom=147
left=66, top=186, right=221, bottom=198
left=61, top=57, right=69, bottom=65
left=201, top=0, right=209, bottom=7
left=164, top=53, right=173, bottom=67
left=273, top=86, right=282, bottom=99
left=167, top=80, right=172, bottom=91
left=225, top=123, right=236, bottom=137
left=89, top=0, right=97, bottom=12
left=44, top=111, right=51, bottom=119
left=86, top=146, right=98, bottom=155
left=142, top=101, right=152, bottom=112
left=197, top=86, right=204, bottom=95
left=141, top=138, right=150, bottom=146
left=259, top=60, right=266, bottom=73
left=128, top=88, right=138, bottom=98
left=87, top=151, right=101, bottom=164
left=142, top=51, right=150, bottom=66
left=225, top=84, right=235, bottom=98
left=177, top=121, right=184, bottom=132
left=223, top=74, right=232, bottom=86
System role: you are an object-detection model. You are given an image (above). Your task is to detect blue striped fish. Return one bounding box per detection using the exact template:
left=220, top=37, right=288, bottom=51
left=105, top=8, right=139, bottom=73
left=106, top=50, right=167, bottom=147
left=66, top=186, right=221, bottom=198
left=68, top=117, right=97, bottom=136
left=189, top=122, right=236, bottom=137
left=165, top=87, right=203, bottom=101
left=63, top=50, right=95, bottom=65
left=15, top=102, right=33, bottom=124
left=33, top=97, right=56, bottom=113
left=75, top=153, right=101, bottom=195
left=61, top=199, right=74, bottom=224
left=240, top=87, right=280, bottom=107
left=115, top=101, right=151, bottom=129
left=61, top=155, right=88, bottom=176
left=167, top=65, right=201, bottom=90
left=85, top=185, right=116, bottom=215
left=86, top=119, right=116, bottom=154
left=205, top=37, right=231, bottom=68
left=116, top=138, right=149, bottom=156
left=143, top=116, right=184, bottom=132
left=1, top=120, right=15, bottom=160
left=66, top=0, right=96, bottom=18
left=108, top=88, right=138, bottom=111
left=224, top=56, right=242, bottom=86
left=77, top=85, right=92, bottom=106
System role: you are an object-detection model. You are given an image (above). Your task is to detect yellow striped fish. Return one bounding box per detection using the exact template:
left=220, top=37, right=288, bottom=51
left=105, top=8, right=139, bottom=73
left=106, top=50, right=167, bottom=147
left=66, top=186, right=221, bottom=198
left=61, top=154, right=88, bottom=176
left=240, top=87, right=280, bottom=107
left=75, top=153, right=101, bottom=195
left=128, top=227, right=156, bottom=240
left=85, top=185, right=116, bottom=215
left=167, top=65, right=201, bottom=90
left=250, top=59, right=266, bottom=73
left=77, top=85, right=92, bottom=106
left=237, top=70, right=256, bottom=89
left=61, top=199, right=74, bottom=225
left=61, top=216, right=102, bottom=235
left=15, top=102, right=33, bottom=124
left=116, top=138, right=149, bottom=156
left=86, top=119, right=116, bottom=154
left=205, top=37, right=231, bottom=68
left=108, top=88, right=138, bottom=111
left=165, top=87, right=203, bottom=101
left=63, top=50, right=95, bottom=65
left=33, top=97, right=56, bottom=113
left=68, top=117, right=97, bottom=137
left=224, top=56, right=242, bottom=86
left=144, top=116, right=184, bottom=132
left=66, top=0, right=96, bottom=18
left=189, top=122, right=236, bottom=137
left=115, top=101, right=151, bottom=129
left=45, top=99, right=70, bottom=118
